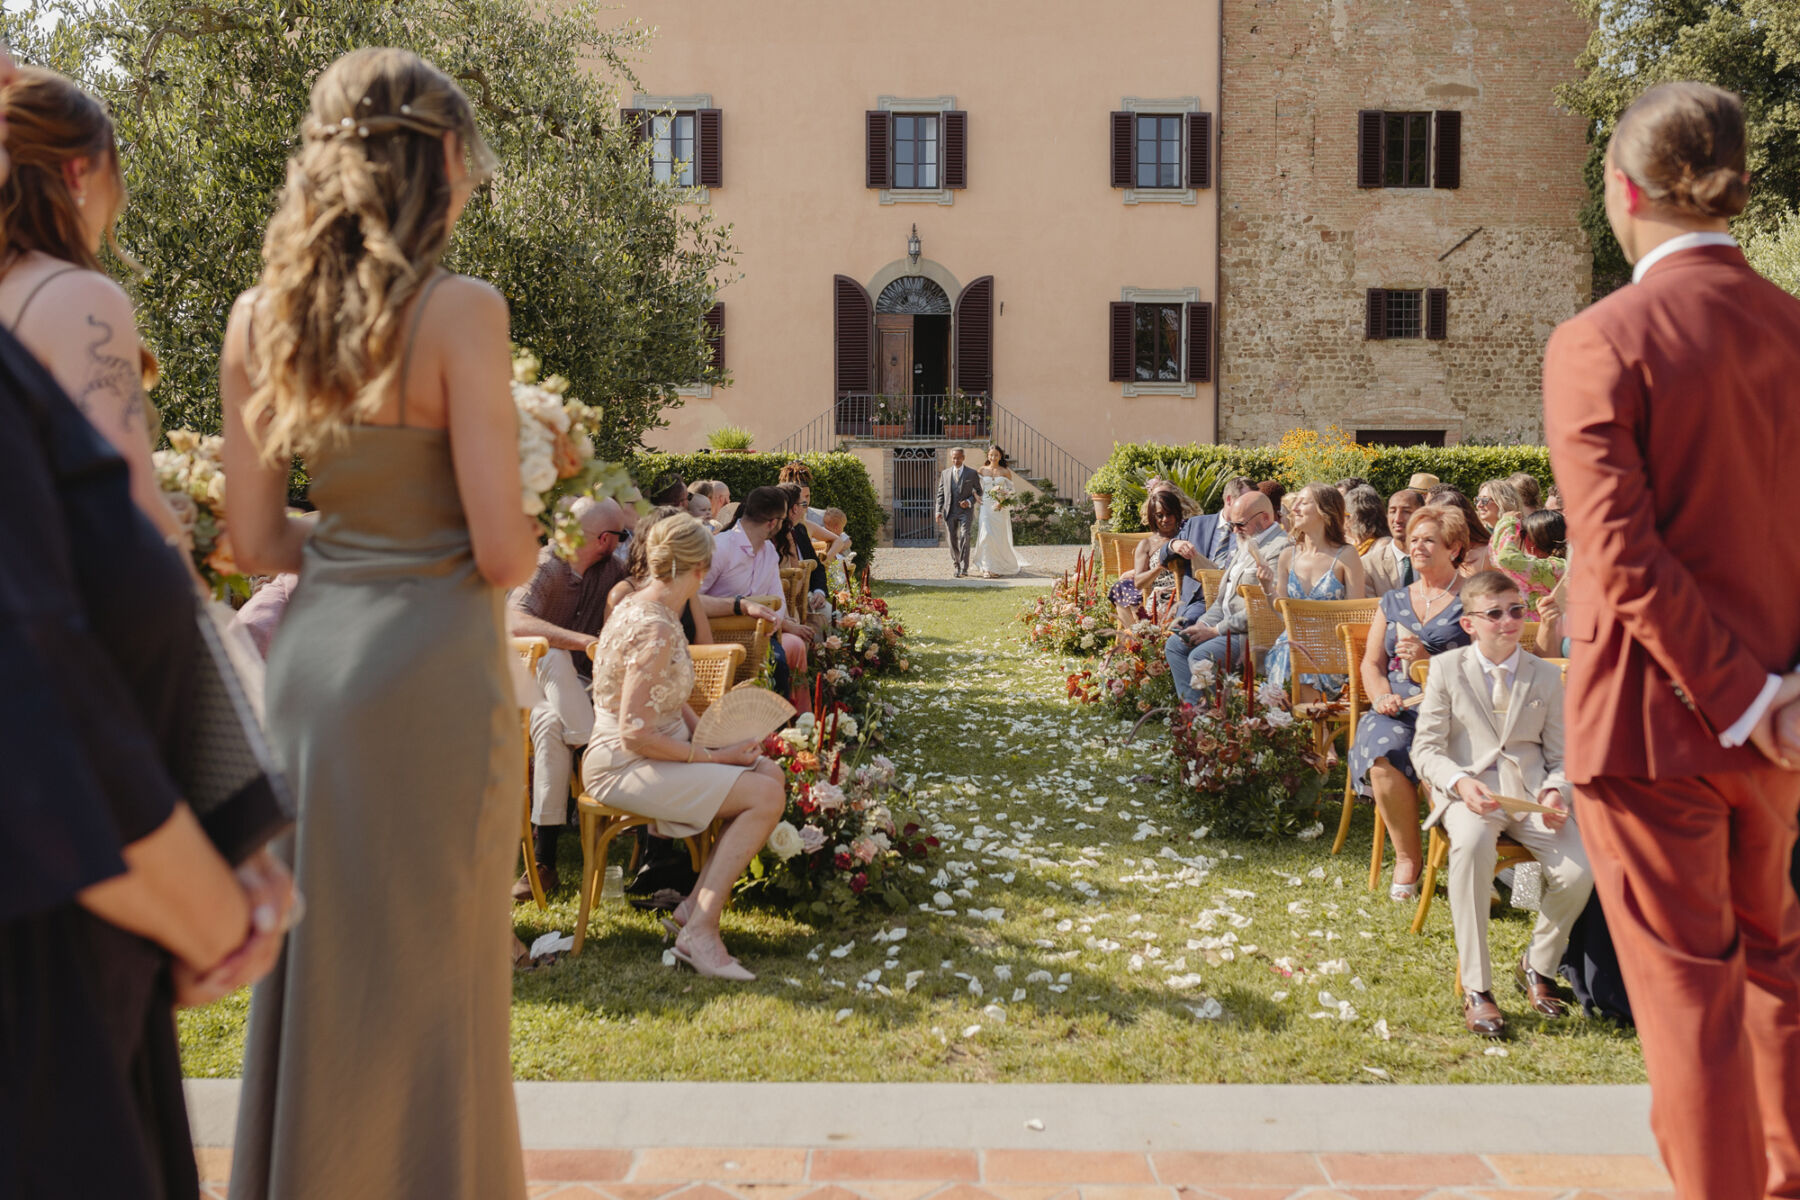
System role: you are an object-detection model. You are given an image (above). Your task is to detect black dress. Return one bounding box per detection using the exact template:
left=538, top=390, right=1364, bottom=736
left=787, top=522, right=826, bottom=594
left=0, top=325, right=203, bottom=1199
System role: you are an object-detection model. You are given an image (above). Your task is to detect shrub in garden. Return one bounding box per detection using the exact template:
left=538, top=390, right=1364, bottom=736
left=628, top=451, right=882, bottom=566
left=1170, top=665, right=1331, bottom=840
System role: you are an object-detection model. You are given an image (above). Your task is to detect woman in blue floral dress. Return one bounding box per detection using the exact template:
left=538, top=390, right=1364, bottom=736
left=1262, top=484, right=1369, bottom=698
left=1348, top=505, right=1473, bottom=900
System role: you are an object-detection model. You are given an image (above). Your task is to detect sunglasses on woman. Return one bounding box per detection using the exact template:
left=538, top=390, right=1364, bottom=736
left=1471, top=603, right=1528, bottom=622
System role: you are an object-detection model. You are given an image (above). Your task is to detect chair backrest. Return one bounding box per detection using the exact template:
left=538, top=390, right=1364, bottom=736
left=780, top=565, right=810, bottom=620
left=1095, top=530, right=1154, bottom=578
left=1522, top=620, right=1541, bottom=647
left=1196, top=567, right=1225, bottom=609
left=1337, top=622, right=1373, bottom=723
left=688, top=644, right=747, bottom=715
left=510, top=636, right=549, bottom=671
left=1274, top=597, right=1384, bottom=698
left=1237, top=583, right=1287, bottom=656
left=707, top=616, right=775, bottom=687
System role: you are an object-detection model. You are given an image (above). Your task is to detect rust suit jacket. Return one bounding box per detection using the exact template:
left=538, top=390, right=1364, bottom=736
left=1543, top=244, right=1800, bottom=782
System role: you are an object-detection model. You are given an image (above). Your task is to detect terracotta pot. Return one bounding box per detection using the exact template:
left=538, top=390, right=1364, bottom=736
left=1090, top=493, right=1114, bottom=521
left=871, top=423, right=906, bottom=439
left=944, top=424, right=981, bottom=439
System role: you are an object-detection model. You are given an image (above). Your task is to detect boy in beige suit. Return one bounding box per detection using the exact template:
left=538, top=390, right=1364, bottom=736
left=1413, top=571, right=1593, bottom=1037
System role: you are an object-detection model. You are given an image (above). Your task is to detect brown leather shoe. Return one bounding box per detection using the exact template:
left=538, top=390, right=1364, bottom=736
left=511, top=863, right=558, bottom=902
left=1463, top=989, right=1507, bottom=1037
left=1515, top=954, right=1569, bottom=1017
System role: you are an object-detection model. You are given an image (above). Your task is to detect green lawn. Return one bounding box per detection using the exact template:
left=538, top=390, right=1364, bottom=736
left=179, top=583, right=1645, bottom=1084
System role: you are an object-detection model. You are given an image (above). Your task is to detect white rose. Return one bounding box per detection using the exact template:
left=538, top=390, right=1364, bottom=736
left=521, top=453, right=558, bottom=493
left=766, top=821, right=804, bottom=861
left=837, top=716, right=859, bottom=740
left=1080, top=634, right=1096, bottom=649
left=1264, top=708, right=1295, bottom=729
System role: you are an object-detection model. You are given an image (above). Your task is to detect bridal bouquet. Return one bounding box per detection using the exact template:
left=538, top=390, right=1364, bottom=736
left=989, top=477, right=1019, bottom=511
left=742, top=708, right=938, bottom=916
left=153, top=429, right=250, bottom=599
left=1020, top=550, right=1114, bottom=655
left=512, top=349, right=644, bottom=559
left=1170, top=658, right=1329, bottom=839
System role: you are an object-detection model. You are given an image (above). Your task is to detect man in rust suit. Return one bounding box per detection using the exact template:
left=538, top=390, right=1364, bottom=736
left=1544, top=82, right=1800, bottom=1199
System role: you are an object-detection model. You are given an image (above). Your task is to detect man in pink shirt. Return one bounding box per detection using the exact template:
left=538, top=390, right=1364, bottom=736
left=698, top=485, right=814, bottom=697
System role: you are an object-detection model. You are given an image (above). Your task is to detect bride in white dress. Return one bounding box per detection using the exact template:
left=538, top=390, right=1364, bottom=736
left=970, top=445, right=1021, bottom=578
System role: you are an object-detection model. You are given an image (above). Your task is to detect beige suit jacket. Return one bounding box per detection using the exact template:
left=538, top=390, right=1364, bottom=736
left=1412, top=646, right=1570, bottom=828
left=1360, top=537, right=1408, bottom=599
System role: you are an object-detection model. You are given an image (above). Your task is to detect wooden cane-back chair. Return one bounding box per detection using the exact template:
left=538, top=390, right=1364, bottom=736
left=1196, top=567, right=1225, bottom=609
left=509, top=636, right=550, bottom=911
left=688, top=644, right=746, bottom=716
left=1095, top=530, right=1154, bottom=578
left=1237, top=583, right=1287, bottom=665
left=708, top=615, right=776, bottom=687
left=1399, top=657, right=1538, bottom=933
left=780, top=565, right=811, bottom=622
left=1333, top=622, right=1374, bottom=860
left=1274, top=596, right=1384, bottom=809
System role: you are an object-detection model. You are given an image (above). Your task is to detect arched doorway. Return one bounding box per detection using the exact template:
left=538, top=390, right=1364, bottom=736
left=875, top=275, right=952, bottom=406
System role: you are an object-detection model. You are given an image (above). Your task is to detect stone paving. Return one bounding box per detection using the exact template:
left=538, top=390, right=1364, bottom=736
left=196, top=1146, right=1673, bottom=1198
left=871, top=544, right=1083, bottom=584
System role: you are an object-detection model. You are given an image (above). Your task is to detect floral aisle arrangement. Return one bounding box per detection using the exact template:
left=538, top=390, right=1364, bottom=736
left=745, top=709, right=940, bottom=916
left=511, top=348, right=644, bottom=559
left=153, top=429, right=249, bottom=599
left=1068, top=616, right=1176, bottom=715
left=1169, top=658, right=1331, bottom=839
left=814, top=576, right=911, bottom=734
left=1020, top=550, right=1114, bottom=655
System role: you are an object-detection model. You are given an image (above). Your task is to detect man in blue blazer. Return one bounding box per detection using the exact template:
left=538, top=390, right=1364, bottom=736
left=1154, top=476, right=1255, bottom=612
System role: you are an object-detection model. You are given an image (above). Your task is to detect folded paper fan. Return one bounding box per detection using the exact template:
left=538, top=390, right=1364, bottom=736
left=1490, top=793, right=1561, bottom=816
left=692, top=687, right=797, bottom=750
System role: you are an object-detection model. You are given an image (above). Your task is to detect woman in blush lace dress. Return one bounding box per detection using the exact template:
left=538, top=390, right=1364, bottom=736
left=970, top=444, right=1021, bottom=578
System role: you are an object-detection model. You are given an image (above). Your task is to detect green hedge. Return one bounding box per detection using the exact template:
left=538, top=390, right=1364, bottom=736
left=1088, top=442, right=1554, bottom=532
left=626, top=451, right=883, bottom=568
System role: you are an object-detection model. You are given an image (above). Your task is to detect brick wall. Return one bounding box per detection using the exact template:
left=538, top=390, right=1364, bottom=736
left=1219, top=0, right=1594, bottom=448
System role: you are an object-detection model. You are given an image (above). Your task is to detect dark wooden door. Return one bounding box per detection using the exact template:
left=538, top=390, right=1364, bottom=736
left=876, top=314, right=913, bottom=402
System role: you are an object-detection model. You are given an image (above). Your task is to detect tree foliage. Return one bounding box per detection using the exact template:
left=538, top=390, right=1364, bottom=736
left=2, top=0, right=734, bottom=456
left=1556, top=0, right=1800, bottom=295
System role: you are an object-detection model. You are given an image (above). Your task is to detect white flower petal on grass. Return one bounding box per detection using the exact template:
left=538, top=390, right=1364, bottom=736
left=982, top=1004, right=1007, bottom=1023
left=1012, top=988, right=1027, bottom=1002
left=968, top=979, right=984, bottom=997
left=1271, top=991, right=1289, bottom=1002
left=1187, top=998, right=1225, bottom=1020
left=1362, top=1066, right=1392, bottom=1081
left=834, top=1008, right=853, bottom=1023
left=962, top=1024, right=983, bottom=1039
left=1373, top=1018, right=1391, bottom=1040
left=1308, top=865, right=1327, bottom=880
left=904, top=971, right=925, bottom=991
left=934, top=891, right=954, bottom=909
left=1317, top=959, right=1350, bottom=975
left=1484, top=1046, right=1509, bottom=1057
left=830, top=942, right=855, bottom=959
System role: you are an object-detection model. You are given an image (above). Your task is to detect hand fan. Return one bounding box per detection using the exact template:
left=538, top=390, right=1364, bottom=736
left=691, top=687, right=797, bottom=750
left=1490, top=792, right=1562, bottom=816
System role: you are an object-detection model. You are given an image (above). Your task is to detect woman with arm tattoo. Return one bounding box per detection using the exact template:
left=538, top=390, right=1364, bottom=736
left=0, top=67, right=185, bottom=544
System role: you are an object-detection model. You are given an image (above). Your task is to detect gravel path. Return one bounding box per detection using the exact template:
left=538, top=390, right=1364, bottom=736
left=870, top=543, right=1084, bottom=586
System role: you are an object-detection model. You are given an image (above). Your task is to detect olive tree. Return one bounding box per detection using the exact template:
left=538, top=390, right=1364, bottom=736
left=4, top=0, right=734, bottom=456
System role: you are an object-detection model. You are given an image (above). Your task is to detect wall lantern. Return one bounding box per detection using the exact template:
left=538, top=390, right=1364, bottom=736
left=907, top=223, right=922, bottom=265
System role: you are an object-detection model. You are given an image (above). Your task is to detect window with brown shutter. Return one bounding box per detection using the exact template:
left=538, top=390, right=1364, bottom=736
left=865, top=110, right=893, bottom=189
left=704, top=303, right=725, bottom=372
left=1186, top=112, right=1213, bottom=190
left=1108, top=301, right=1135, bottom=380
left=1425, top=288, right=1448, bottom=340
left=834, top=276, right=874, bottom=396
left=1357, top=110, right=1384, bottom=189
left=953, top=276, right=993, bottom=394
left=1365, top=288, right=1389, bottom=339
left=696, top=108, right=723, bottom=188
left=1433, top=111, right=1461, bottom=189
left=943, top=110, right=968, bottom=189
left=1110, top=112, right=1134, bottom=188
left=1185, top=301, right=1214, bottom=383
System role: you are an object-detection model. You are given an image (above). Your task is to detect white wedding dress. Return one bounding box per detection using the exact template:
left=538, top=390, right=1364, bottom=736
left=970, top=474, right=1020, bottom=577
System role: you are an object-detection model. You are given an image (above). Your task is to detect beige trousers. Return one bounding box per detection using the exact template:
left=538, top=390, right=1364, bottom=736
left=1443, top=800, right=1593, bottom=992
left=527, top=648, right=593, bottom=826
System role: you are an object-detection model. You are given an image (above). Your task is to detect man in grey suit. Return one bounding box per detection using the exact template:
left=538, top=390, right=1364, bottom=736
left=936, top=448, right=983, bottom=578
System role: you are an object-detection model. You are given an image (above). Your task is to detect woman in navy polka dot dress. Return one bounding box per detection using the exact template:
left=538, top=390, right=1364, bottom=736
left=1349, top=506, right=1474, bottom=900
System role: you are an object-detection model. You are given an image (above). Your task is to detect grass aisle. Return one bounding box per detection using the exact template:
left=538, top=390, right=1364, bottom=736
left=180, top=582, right=1644, bottom=1083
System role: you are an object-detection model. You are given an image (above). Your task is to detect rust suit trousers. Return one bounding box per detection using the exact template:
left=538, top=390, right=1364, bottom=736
left=1578, top=771, right=1800, bottom=1199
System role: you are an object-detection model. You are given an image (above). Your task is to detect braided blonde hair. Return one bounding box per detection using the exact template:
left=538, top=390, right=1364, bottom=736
left=245, top=48, right=495, bottom=461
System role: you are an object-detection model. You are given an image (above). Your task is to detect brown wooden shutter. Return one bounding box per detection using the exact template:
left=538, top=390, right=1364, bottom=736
left=1357, top=110, right=1384, bottom=188
left=953, top=276, right=994, bottom=394
left=1425, top=288, right=1448, bottom=340
left=865, top=111, right=892, bottom=189
left=1433, top=110, right=1461, bottom=189
left=833, top=275, right=874, bottom=395
left=621, top=107, right=649, bottom=143
left=1109, top=302, right=1135, bottom=381
left=943, top=110, right=968, bottom=189
left=704, top=302, right=725, bottom=371
left=1365, top=289, right=1389, bottom=340
left=1185, top=112, right=1213, bottom=190
left=1184, top=301, right=1214, bottom=384
left=696, top=108, right=723, bottom=188
left=1110, top=111, right=1133, bottom=188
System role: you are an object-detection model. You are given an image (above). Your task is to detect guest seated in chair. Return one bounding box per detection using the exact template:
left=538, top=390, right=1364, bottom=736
left=1153, top=475, right=1256, bottom=610
left=1109, top=485, right=1190, bottom=626
left=700, top=485, right=816, bottom=701
left=1260, top=484, right=1369, bottom=700
left=1411, top=571, right=1593, bottom=1037
left=608, top=505, right=713, bottom=643
left=1163, top=490, right=1292, bottom=703
left=505, top=497, right=630, bottom=899
left=1343, top=485, right=1386, bottom=556
left=1349, top=504, right=1474, bottom=900
left=582, top=514, right=787, bottom=981
left=1361, top=488, right=1425, bottom=597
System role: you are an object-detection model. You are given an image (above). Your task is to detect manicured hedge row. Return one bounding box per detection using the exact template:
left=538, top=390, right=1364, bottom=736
left=1087, top=442, right=1555, bottom=532
left=627, top=451, right=883, bottom=567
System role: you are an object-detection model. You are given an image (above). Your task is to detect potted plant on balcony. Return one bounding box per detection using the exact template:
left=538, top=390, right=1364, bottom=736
left=941, top=390, right=985, bottom=441
left=870, top=393, right=909, bottom=439
left=706, top=424, right=756, bottom=453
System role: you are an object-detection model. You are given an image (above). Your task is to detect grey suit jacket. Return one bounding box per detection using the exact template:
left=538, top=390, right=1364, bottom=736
left=937, top=465, right=982, bottom=520
left=1412, top=646, right=1571, bottom=828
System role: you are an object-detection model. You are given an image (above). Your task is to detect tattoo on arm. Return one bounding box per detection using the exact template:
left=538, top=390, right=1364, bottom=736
left=72, top=313, right=146, bottom=432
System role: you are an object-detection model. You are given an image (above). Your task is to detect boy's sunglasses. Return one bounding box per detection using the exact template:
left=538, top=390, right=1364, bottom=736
left=1470, top=603, right=1527, bottom=622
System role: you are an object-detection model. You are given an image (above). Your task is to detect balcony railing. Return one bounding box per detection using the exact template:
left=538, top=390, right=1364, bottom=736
left=833, top=393, right=991, bottom=440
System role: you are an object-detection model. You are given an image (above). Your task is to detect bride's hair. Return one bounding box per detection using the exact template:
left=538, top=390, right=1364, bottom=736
left=245, top=47, right=495, bottom=462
